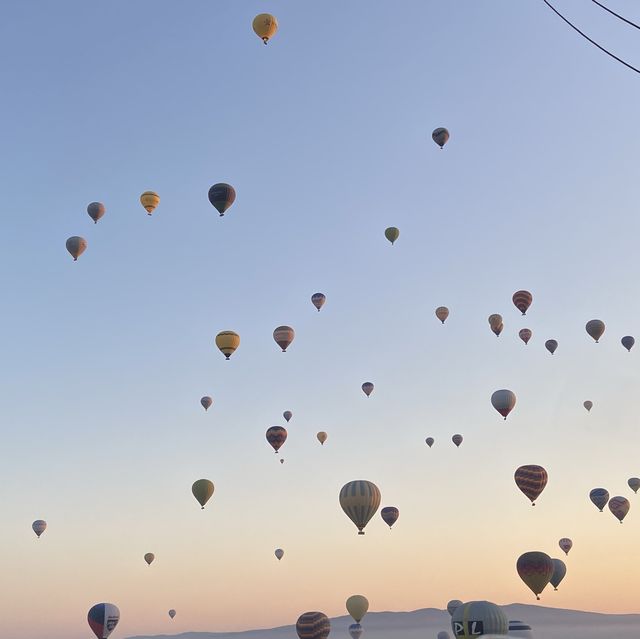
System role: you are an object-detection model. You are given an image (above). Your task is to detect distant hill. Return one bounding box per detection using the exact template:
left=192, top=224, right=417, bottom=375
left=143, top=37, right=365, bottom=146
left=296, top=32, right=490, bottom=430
left=126, top=603, right=640, bottom=639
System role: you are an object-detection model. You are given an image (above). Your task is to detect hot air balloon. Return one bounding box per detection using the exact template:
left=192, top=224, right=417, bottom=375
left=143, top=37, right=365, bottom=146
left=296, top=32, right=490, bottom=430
left=349, top=623, right=363, bottom=639
left=425, top=437, right=434, bottom=448
left=516, top=552, right=554, bottom=600
left=589, top=488, right=609, bottom=512
left=558, top=538, right=572, bottom=555
left=586, top=319, right=605, bottom=343
left=32, top=520, right=47, bottom=538
left=66, top=236, right=87, bottom=261
left=87, top=202, right=105, bottom=224
left=514, top=465, right=548, bottom=505
left=452, top=434, right=463, bottom=447
left=622, top=336, right=635, bottom=352
left=273, top=326, right=295, bottom=352
left=435, top=306, right=449, bottom=323
left=339, top=480, right=381, bottom=535
left=519, top=328, right=532, bottom=345
left=380, top=506, right=399, bottom=529
left=362, top=382, right=374, bottom=397
left=192, top=479, right=214, bottom=509
left=169, top=609, right=176, bottom=619
left=200, top=396, right=213, bottom=411
left=275, top=548, right=284, bottom=561
left=208, top=183, right=236, bottom=216
left=508, top=620, right=534, bottom=638
left=266, top=426, right=287, bottom=453
left=311, top=293, right=326, bottom=312
left=609, top=496, right=630, bottom=523
left=545, top=339, right=558, bottom=355
left=437, top=633, right=450, bottom=639
left=215, top=331, right=240, bottom=360
left=451, top=601, right=508, bottom=637
left=385, top=227, right=399, bottom=245
left=628, top=478, right=640, bottom=494
left=88, top=603, right=120, bottom=639
left=140, top=191, right=159, bottom=215
left=346, top=595, right=369, bottom=623
left=488, top=314, right=503, bottom=337
left=283, top=411, right=292, bottom=422
left=447, top=600, right=463, bottom=617
left=317, top=431, right=327, bottom=445
left=253, top=13, right=278, bottom=44
left=432, top=127, right=450, bottom=149
left=296, top=612, right=330, bottom=639
left=512, top=290, right=533, bottom=315
left=144, top=552, right=154, bottom=566
left=583, top=400, right=592, bottom=412
left=550, top=558, right=566, bottom=590
left=491, top=389, right=516, bottom=420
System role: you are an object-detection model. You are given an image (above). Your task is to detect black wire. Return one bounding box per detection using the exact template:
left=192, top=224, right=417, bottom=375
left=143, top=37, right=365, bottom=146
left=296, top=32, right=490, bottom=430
left=542, top=0, right=640, bottom=74
left=591, top=0, right=640, bottom=31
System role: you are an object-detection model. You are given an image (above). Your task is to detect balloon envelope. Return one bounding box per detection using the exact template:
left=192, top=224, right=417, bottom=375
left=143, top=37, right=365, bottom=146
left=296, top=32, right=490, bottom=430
left=266, top=426, right=287, bottom=453
left=451, top=601, right=508, bottom=637
left=491, top=389, right=516, bottom=419
left=432, top=127, right=450, bottom=148
left=339, top=480, right=381, bottom=535
left=519, top=328, right=532, bottom=344
left=140, top=191, right=159, bottom=215
left=380, top=506, right=399, bottom=529
left=88, top=603, right=120, bottom=639
left=514, top=465, right=548, bottom=505
left=586, top=319, right=605, bottom=342
left=550, top=558, right=566, bottom=590
left=66, top=236, right=87, bottom=261
left=295, top=612, right=330, bottom=639
left=609, top=496, right=630, bottom=523
left=275, top=548, right=284, bottom=560
left=362, top=382, right=374, bottom=397
left=545, top=339, right=558, bottom=354
left=622, top=335, right=635, bottom=352
left=215, top=331, right=240, bottom=359
left=32, top=520, right=47, bottom=538
left=425, top=437, right=434, bottom=448
left=435, top=306, right=449, bottom=323
left=253, top=13, right=278, bottom=44
left=192, top=479, right=215, bottom=509
left=317, top=431, right=327, bottom=445
left=516, top=552, right=554, bottom=599
left=346, top=595, right=369, bottom=623
left=512, top=290, right=533, bottom=315
left=488, top=314, right=503, bottom=336
left=87, top=202, right=105, bottom=223
left=200, top=396, right=212, bottom=411
left=452, top=434, right=463, bottom=447
left=589, top=488, right=609, bottom=512
left=384, top=227, right=399, bottom=245
left=169, top=610, right=176, bottom=619
left=446, top=600, right=463, bottom=616
left=558, top=538, right=572, bottom=555
left=628, top=477, right=640, bottom=494
left=583, top=400, right=592, bottom=412
left=208, top=183, right=236, bottom=216
left=144, top=552, right=155, bottom=565
left=311, top=293, right=326, bottom=311
left=273, top=326, right=295, bottom=351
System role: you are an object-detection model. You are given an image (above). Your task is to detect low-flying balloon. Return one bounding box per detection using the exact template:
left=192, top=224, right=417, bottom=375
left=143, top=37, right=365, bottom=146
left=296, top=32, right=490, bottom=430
left=609, top=496, right=630, bottom=523
left=512, top=290, right=533, bottom=315
left=452, top=434, right=463, bottom=447
left=622, top=335, right=635, bottom=352
left=317, top=431, right=327, bottom=445
left=200, top=396, right=212, bottom=411
left=491, top=389, right=516, bottom=420
left=451, top=601, right=508, bottom=637
left=514, top=465, right=548, bottom=505
left=215, top=331, right=240, bottom=360
left=140, top=191, right=159, bottom=215
left=425, top=437, right=434, bottom=448
left=311, top=293, right=326, bottom=312
left=545, top=339, right=558, bottom=355
left=346, top=595, right=369, bottom=623
left=283, top=410, right=292, bottom=422
left=266, top=426, right=287, bottom=453
left=88, top=603, right=120, bottom=639
left=339, top=480, right=381, bottom=535
left=87, top=202, right=105, bottom=224
left=446, top=600, right=463, bottom=617
left=589, top=488, right=609, bottom=512
left=349, top=623, right=363, bottom=639
left=519, top=328, right=532, bottom=345
left=192, top=479, right=215, bottom=509
left=550, top=558, right=566, bottom=591
left=168, top=610, right=176, bottom=619
left=296, top=612, right=330, bottom=639
left=273, top=326, right=295, bottom=352
left=66, top=236, right=87, bottom=261
left=432, top=127, right=450, bottom=149
left=208, top=183, right=236, bottom=216
left=385, top=227, right=399, bottom=245
left=144, top=552, right=155, bottom=566
left=435, top=306, right=449, bottom=323
left=253, top=13, right=278, bottom=44
left=362, top=382, right=374, bottom=397
left=275, top=548, right=284, bottom=561
left=380, top=506, right=399, bottom=529
left=558, top=538, right=572, bottom=555
left=628, top=477, right=640, bottom=494
left=586, top=319, right=605, bottom=343
left=32, top=520, right=47, bottom=538
left=583, top=400, right=592, bottom=412
left=508, top=620, right=534, bottom=638
left=516, top=552, right=554, bottom=600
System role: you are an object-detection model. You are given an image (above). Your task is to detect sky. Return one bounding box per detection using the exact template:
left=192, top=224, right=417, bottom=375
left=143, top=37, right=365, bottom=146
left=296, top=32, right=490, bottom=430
left=1, top=1, right=640, bottom=638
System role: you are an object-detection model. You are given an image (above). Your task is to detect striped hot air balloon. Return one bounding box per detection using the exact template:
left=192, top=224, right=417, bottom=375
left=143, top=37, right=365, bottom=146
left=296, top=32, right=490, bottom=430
left=491, top=389, right=516, bottom=420
left=273, top=326, right=295, bottom=351
left=296, top=612, right=331, bottom=639
left=339, top=480, right=381, bottom=535
left=215, top=331, right=240, bottom=359
left=516, top=552, right=554, bottom=600
left=589, top=488, right=609, bottom=512
left=512, top=290, right=533, bottom=315
left=488, top=314, right=503, bottom=337
left=609, top=496, right=630, bottom=523
left=519, top=328, right=532, bottom=345
left=380, top=506, right=399, bottom=529
left=266, top=426, right=287, bottom=453
left=514, top=465, right=548, bottom=505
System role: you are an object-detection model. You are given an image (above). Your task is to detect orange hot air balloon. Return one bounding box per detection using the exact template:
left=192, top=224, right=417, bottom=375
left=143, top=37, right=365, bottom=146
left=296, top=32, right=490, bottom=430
left=512, top=290, right=533, bottom=315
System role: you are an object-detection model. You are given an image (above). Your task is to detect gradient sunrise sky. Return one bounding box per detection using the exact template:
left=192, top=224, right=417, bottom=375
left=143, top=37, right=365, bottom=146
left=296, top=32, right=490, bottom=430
left=2, top=2, right=640, bottom=638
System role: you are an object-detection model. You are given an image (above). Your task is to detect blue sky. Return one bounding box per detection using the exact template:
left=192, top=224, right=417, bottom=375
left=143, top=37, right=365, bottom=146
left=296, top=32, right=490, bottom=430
left=2, top=2, right=640, bottom=638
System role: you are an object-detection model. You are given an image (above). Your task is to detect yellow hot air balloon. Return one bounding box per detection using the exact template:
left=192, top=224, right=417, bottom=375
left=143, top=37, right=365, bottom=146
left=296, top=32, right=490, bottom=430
left=253, top=14, right=278, bottom=44
left=215, top=331, right=240, bottom=360
left=346, top=595, right=369, bottom=623
left=140, top=191, right=160, bottom=215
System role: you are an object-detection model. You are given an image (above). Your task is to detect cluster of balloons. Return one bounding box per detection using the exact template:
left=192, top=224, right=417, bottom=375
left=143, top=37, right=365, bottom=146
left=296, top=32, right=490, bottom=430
left=516, top=552, right=566, bottom=600
left=589, top=482, right=637, bottom=523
